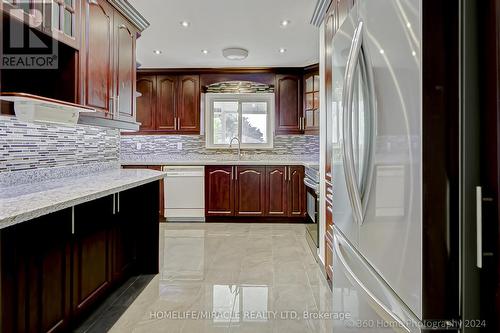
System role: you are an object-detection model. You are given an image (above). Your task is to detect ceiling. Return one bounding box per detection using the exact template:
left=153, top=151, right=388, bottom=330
left=129, top=0, right=319, bottom=69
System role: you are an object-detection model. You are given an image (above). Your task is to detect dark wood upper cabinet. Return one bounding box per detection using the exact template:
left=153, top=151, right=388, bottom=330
left=157, top=75, right=177, bottom=131
left=275, top=74, right=303, bottom=135
left=114, top=14, right=137, bottom=123
left=205, top=166, right=234, bottom=216
left=303, top=70, right=320, bottom=135
left=132, top=74, right=200, bottom=134
left=288, top=166, right=306, bottom=217
left=265, top=166, right=288, bottom=216
left=235, top=166, right=266, bottom=216
left=177, top=75, right=200, bottom=133
left=81, top=0, right=114, bottom=117
left=136, top=75, right=156, bottom=131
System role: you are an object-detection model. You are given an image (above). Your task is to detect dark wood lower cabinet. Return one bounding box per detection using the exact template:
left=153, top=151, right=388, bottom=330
left=0, top=182, right=160, bottom=333
left=206, top=165, right=306, bottom=221
left=235, top=166, right=266, bottom=216
left=265, top=166, right=288, bottom=216
left=205, top=166, right=235, bottom=216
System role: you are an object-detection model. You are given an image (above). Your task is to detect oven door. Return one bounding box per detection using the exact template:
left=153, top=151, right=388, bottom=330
left=304, top=177, right=319, bottom=250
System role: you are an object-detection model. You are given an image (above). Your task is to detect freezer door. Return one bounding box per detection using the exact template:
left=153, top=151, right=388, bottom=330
left=357, top=0, right=422, bottom=319
left=332, top=227, right=421, bottom=333
left=331, top=6, right=360, bottom=246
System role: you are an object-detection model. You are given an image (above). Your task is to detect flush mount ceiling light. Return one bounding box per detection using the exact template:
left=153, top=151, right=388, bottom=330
left=280, top=19, right=290, bottom=27
left=153, top=50, right=162, bottom=55
left=222, top=48, right=248, bottom=60
left=201, top=49, right=209, bottom=54
left=180, top=20, right=190, bottom=27
left=279, top=48, right=287, bottom=53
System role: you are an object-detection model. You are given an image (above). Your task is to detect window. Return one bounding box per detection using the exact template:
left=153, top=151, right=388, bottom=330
left=205, top=93, right=274, bottom=149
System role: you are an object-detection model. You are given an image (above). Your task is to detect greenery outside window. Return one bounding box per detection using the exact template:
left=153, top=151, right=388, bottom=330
left=205, top=93, right=274, bottom=149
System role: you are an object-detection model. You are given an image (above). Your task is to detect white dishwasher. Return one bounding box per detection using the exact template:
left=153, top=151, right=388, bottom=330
left=162, top=166, right=205, bottom=222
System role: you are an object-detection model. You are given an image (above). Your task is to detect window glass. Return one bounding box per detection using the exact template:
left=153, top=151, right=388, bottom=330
left=212, top=101, right=239, bottom=145
left=241, top=102, right=267, bottom=144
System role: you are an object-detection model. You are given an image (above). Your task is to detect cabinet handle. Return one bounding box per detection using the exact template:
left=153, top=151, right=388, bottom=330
left=109, top=96, right=115, bottom=116
left=231, top=166, right=234, bottom=180
left=302, top=117, right=305, bottom=130
left=117, top=192, right=120, bottom=213
left=287, top=166, right=291, bottom=181
left=88, top=0, right=98, bottom=4
left=177, top=117, right=181, bottom=130
left=71, top=206, right=75, bottom=235
left=115, top=95, right=120, bottom=118
left=235, top=166, right=238, bottom=180
left=174, top=117, right=177, bottom=129
left=112, top=193, right=116, bottom=215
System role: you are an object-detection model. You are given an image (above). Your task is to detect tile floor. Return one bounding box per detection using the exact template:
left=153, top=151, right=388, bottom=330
left=109, top=223, right=333, bottom=333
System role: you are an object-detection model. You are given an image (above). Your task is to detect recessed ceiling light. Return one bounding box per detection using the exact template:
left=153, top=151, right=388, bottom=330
left=180, top=20, right=190, bottom=27
left=280, top=20, right=290, bottom=27
left=201, top=49, right=209, bottom=54
left=279, top=48, right=287, bottom=53
left=379, top=49, right=385, bottom=54
left=222, top=48, right=249, bottom=60
left=153, top=50, right=162, bottom=55
left=412, top=50, right=417, bottom=56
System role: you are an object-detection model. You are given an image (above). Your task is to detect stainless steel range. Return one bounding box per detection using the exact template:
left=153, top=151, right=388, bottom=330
left=304, top=165, right=320, bottom=259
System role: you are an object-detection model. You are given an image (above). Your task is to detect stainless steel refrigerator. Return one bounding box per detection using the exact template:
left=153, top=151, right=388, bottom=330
left=329, top=0, right=425, bottom=331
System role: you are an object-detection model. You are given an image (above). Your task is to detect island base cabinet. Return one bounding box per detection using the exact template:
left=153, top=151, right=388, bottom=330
left=0, top=182, right=160, bottom=333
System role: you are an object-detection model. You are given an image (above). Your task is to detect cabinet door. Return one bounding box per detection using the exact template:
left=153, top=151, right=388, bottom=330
left=235, top=166, right=266, bottom=216
left=265, top=166, right=288, bottom=216
left=157, top=75, right=177, bottom=131
left=111, top=191, right=136, bottom=282
left=114, top=14, right=137, bottom=123
left=72, top=195, right=113, bottom=317
left=81, top=0, right=114, bottom=116
left=205, top=166, right=234, bottom=216
left=275, top=74, right=303, bottom=134
left=288, top=166, right=306, bottom=217
left=177, top=75, right=200, bottom=133
left=136, top=75, right=156, bottom=131
left=1, top=209, right=72, bottom=333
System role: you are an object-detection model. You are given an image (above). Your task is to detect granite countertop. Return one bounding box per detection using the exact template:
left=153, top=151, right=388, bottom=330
left=120, top=154, right=320, bottom=168
left=0, top=168, right=166, bottom=230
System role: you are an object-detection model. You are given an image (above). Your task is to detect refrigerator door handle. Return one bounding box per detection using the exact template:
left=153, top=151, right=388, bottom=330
left=342, top=20, right=365, bottom=225
left=333, top=229, right=419, bottom=333
left=476, top=186, right=483, bottom=268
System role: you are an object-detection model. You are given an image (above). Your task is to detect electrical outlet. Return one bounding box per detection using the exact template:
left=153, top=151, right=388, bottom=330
left=177, top=142, right=183, bottom=150
left=136, top=143, right=142, bottom=150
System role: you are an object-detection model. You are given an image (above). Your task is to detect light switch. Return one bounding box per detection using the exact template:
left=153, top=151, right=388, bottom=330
left=136, top=143, right=142, bottom=150
left=177, top=142, right=183, bottom=150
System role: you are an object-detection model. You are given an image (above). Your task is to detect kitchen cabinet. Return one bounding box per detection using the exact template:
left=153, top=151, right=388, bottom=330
left=136, top=75, right=156, bottom=131
left=303, top=70, right=320, bottom=134
left=156, top=75, right=177, bottom=132
left=1, top=0, right=81, bottom=49
left=0, top=182, right=160, bottom=333
left=265, top=166, right=288, bottom=216
left=206, top=165, right=306, bottom=220
left=275, top=74, right=304, bottom=134
left=134, top=74, right=201, bottom=134
left=177, top=75, right=201, bottom=133
left=80, top=0, right=114, bottom=117
left=0, top=209, right=73, bottom=333
left=205, top=166, right=235, bottom=216
left=114, top=12, right=137, bottom=123
left=121, top=165, right=165, bottom=221
left=72, top=195, right=113, bottom=317
left=79, top=0, right=140, bottom=126
left=288, top=165, right=306, bottom=217
left=235, top=166, right=266, bottom=216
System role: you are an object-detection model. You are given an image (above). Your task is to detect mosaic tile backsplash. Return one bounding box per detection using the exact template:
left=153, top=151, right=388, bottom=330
left=0, top=116, right=120, bottom=173
left=120, top=135, right=319, bottom=157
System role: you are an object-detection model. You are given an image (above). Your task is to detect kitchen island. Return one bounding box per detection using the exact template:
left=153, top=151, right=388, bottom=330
left=0, top=168, right=165, bottom=332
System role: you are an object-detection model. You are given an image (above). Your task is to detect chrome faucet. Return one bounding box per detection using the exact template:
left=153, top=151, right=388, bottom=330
left=229, top=137, right=242, bottom=160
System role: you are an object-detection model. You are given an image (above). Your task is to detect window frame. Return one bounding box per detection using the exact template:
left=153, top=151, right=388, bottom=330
left=205, top=93, right=275, bottom=149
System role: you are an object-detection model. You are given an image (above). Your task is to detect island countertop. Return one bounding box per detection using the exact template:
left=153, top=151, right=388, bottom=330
left=0, top=168, right=166, bottom=230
